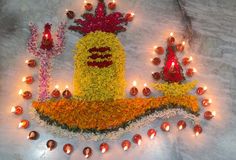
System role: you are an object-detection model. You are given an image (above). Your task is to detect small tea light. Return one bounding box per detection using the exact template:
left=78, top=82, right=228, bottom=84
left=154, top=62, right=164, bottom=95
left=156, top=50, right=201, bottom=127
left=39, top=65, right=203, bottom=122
left=84, top=0, right=93, bottom=11
left=62, top=85, right=72, bottom=98
left=176, top=41, right=185, bottom=52
left=143, top=83, right=151, bottom=96
left=186, top=68, right=197, bottom=77
left=167, top=32, right=175, bottom=46
left=47, top=140, right=57, bottom=151
left=151, top=57, right=161, bottom=65
left=161, top=122, right=170, bottom=132
left=196, top=86, right=207, bottom=95
left=22, top=76, right=34, bottom=84
left=83, top=147, right=92, bottom=158
left=182, top=56, right=193, bottom=66
left=132, top=134, right=142, bottom=145
left=66, top=9, right=75, bottom=19
left=177, top=120, right=187, bottom=130
left=125, top=12, right=135, bottom=22
left=108, top=0, right=116, bottom=10
left=152, top=72, right=161, bottom=80
left=27, top=131, right=39, bottom=140
left=18, top=120, right=30, bottom=129
left=51, top=85, right=61, bottom=98
left=147, top=128, right=157, bottom=139
left=202, top=98, right=212, bottom=107
left=121, top=140, right=131, bottom=151
left=204, top=111, right=216, bottom=120
left=193, top=124, right=202, bottom=136
left=63, top=144, right=73, bottom=155
left=11, top=106, right=23, bottom=115
left=19, top=89, right=32, bottom=100
left=130, top=81, right=138, bottom=96
left=154, top=46, right=164, bottom=55
left=100, top=143, right=109, bottom=154
left=25, top=59, right=37, bottom=68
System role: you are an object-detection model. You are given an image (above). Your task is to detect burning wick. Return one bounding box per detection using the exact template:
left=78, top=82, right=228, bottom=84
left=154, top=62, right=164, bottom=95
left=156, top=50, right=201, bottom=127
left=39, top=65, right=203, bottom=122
left=130, top=81, right=138, bottom=96
left=161, top=122, right=170, bottom=132
left=18, top=120, right=30, bottom=129
left=100, top=143, right=109, bottom=154
left=132, top=134, right=142, bottom=145
left=193, top=124, right=202, bottom=136
left=177, top=120, right=186, bottom=130
left=202, top=98, right=212, bottom=107
left=11, top=106, right=23, bottom=115
left=196, top=86, right=207, bottom=95
left=147, top=128, right=157, bottom=139
left=121, top=140, right=131, bottom=151
left=63, top=144, right=73, bottom=155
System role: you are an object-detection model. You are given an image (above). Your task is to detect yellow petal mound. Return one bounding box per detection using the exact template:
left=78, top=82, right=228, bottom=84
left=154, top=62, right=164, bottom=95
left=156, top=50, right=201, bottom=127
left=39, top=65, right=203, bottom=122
left=74, top=31, right=126, bottom=101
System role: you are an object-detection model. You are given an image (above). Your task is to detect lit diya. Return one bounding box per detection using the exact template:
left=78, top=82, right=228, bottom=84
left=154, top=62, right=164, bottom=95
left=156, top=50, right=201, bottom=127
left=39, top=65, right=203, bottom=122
left=27, top=131, right=39, bottom=140
left=83, top=147, right=92, bottom=158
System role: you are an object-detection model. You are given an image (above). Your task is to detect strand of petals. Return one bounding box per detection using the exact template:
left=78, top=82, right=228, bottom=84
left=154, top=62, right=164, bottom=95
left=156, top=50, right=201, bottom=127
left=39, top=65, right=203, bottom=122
left=29, top=108, right=200, bottom=141
left=27, top=22, right=40, bottom=57
left=38, top=53, right=51, bottom=101
left=51, top=22, right=67, bottom=56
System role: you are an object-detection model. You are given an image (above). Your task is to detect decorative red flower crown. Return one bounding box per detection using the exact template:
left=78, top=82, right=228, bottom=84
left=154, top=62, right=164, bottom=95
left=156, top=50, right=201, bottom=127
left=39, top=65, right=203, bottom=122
left=68, top=0, right=131, bottom=35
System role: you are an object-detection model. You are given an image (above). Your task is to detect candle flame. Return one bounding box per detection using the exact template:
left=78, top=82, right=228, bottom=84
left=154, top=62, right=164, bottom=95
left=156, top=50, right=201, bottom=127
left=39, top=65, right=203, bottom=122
left=208, top=99, right=212, bottom=104
left=150, top=58, right=153, bottom=62
left=65, top=85, right=69, bottom=89
left=132, top=81, right=137, bottom=87
left=195, top=132, right=199, bottom=136
left=130, top=12, right=135, bottom=17
left=11, top=107, right=16, bottom=113
left=171, top=62, right=175, bottom=68
left=179, top=125, right=183, bottom=130
left=203, top=86, right=207, bottom=90
left=212, top=111, right=216, bottom=116
left=150, top=133, right=155, bottom=139
left=25, top=60, right=29, bottom=64
left=193, top=68, right=197, bottom=72
left=84, top=0, right=87, bottom=4
left=65, top=9, right=68, bottom=12
left=85, top=154, right=89, bottom=158
left=123, top=146, right=128, bottom=151
left=165, top=125, right=170, bottom=131
left=144, top=83, right=147, bottom=87
left=170, top=32, right=174, bottom=37
left=27, top=136, right=30, bottom=139
left=101, top=148, right=106, bottom=153
left=112, top=0, right=116, bottom=3
left=138, top=139, right=142, bottom=145
left=189, top=56, right=193, bottom=61
left=18, top=89, right=23, bottom=95
left=18, top=121, right=25, bottom=128
left=66, top=149, right=71, bottom=154
left=182, top=41, right=186, bottom=46
left=22, top=77, right=26, bottom=82
left=55, top=85, right=59, bottom=89
left=153, top=45, right=158, bottom=49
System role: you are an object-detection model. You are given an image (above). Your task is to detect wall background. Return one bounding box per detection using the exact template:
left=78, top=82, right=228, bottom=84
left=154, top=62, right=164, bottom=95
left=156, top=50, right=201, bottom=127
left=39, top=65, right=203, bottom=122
left=0, top=0, right=236, bottom=159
